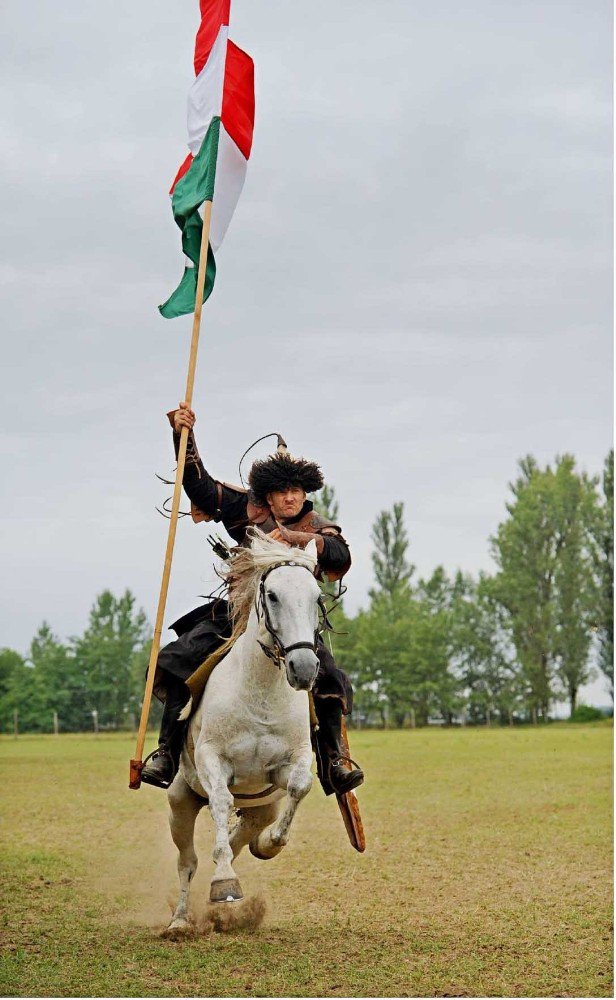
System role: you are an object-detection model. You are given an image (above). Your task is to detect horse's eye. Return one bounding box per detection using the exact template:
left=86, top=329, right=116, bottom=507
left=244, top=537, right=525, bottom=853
left=268, top=592, right=279, bottom=604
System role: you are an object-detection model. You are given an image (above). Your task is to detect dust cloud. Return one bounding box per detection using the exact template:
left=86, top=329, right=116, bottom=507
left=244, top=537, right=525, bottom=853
left=159, top=893, right=267, bottom=939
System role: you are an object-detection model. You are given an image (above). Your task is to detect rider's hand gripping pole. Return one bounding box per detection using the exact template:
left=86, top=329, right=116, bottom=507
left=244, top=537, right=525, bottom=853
left=129, top=201, right=213, bottom=789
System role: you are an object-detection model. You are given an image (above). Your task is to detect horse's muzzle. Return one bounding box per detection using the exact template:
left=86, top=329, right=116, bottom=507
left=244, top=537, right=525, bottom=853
left=286, top=649, right=319, bottom=691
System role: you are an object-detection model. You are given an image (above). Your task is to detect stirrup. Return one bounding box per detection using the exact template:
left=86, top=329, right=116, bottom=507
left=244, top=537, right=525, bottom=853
left=141, top=745, right=177, bottom=790
left=329, top=753, right=362, bottom=773
left=142, top=744, right=172, bottom=767
left=327, top=755, right=364, bottom=796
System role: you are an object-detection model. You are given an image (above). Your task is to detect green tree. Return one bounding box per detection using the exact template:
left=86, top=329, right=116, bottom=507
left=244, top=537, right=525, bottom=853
left=0, top=648, right=26, bottom=731
left=0, top=648, right=23, bottom=701
left=370, top=502, right=414, bottom=600
left=336, top=503, right=417, bottom=727
left=592, top=450, right=614, bottom=700
left=490, top=457, right=555, bottom=719
left=364, top=504, right=417, bottom=724
left=343, top=506, right=464, bottom=728
left=313, top=484, right=339, bottom=524
left=72, top=590, right=151, bottom=729
left=415, top=569, right=461, bottom=725
left=453, top=575, right=523, bottom=725
left=336, top=603, right=395, bottom=727
left=490, top=455, right=598, bottom=719
left=551, top=457, right=599, bottom=713
left=1, top=625, right=74, bottom=733
left=31, top=622, right=85, bottom=731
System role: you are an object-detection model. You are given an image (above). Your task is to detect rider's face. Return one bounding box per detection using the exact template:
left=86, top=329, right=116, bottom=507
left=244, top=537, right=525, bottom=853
left=267, top=486, right=306, bottom=520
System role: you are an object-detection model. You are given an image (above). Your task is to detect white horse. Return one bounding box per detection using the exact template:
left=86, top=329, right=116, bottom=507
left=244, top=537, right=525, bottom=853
left=166, top=531, right=322, bottom=931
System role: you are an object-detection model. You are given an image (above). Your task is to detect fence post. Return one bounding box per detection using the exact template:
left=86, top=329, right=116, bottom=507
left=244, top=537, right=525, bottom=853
left=13, top=709, right=18, bottom=739
left=92, top=709, right=99, bottom=736
left=53, top=711, right=59, bottom=736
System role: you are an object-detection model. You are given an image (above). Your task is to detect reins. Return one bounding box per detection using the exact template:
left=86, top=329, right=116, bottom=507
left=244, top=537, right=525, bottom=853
left=255, top=560, right=324, bottom=667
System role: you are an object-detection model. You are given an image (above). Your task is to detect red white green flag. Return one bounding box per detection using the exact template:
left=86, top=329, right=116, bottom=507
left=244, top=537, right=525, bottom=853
left=159, top=0, right=255, bottom=318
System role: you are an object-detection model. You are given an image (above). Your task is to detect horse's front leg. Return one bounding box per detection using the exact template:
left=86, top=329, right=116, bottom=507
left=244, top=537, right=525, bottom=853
left=250, top=749, right=313, bottom=861
left=229, top=802, right=279, bottom=860
left=195, top=744, right=243, bottom=902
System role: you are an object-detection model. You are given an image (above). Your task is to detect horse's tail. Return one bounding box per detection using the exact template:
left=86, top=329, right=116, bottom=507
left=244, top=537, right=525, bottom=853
left=178, top=697, right=193, bottom=722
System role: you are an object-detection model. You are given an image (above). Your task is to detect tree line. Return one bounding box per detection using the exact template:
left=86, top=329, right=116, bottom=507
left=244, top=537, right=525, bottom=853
left=0, top=591, right=156, bottom=734
left=324, top=451, right=613, bottom=727
left=0, top=451, right=612, bottom=733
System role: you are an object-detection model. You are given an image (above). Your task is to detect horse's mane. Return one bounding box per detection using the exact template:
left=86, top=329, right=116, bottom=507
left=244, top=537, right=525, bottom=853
left=198, top=528, right=318, bottom=677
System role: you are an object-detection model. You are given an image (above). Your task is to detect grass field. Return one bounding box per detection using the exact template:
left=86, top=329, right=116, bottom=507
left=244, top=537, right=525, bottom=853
left=0, top=725, right=612, bottom=998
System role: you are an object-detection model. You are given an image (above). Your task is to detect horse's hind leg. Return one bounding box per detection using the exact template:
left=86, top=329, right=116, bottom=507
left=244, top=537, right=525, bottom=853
left=229, top=803, right=279, bottom=860
left=167, top=774, right=204, bottom=931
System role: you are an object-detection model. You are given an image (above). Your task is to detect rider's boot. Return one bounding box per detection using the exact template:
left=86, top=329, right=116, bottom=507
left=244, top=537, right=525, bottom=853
left=141, top=677, right=189, bottom=790
left=313, top=698, right=364, bottom=796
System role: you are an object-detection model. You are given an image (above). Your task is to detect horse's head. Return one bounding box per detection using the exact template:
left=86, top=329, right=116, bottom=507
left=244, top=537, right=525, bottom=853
left=258, top=540, right=322, bottom=691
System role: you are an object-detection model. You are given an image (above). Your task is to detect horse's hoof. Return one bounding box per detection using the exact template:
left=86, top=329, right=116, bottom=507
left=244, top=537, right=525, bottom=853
left=161, top=918, right=191, bottom=939
left=249, top=836, right=282, bottom=861
left=209, top=877, right=243, bottom=902
left=249, top=840, right=272, bottom=861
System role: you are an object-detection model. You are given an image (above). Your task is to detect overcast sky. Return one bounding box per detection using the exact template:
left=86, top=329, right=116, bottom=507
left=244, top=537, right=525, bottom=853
left=2, top=0, right=612, bottom=705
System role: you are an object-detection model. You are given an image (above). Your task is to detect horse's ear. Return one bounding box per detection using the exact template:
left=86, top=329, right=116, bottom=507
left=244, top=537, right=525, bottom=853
left=304, top=538, right=318, bottom=563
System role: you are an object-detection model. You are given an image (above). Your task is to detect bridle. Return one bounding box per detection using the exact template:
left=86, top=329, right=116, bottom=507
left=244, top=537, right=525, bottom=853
left=255, top=560, right=331, bottom=667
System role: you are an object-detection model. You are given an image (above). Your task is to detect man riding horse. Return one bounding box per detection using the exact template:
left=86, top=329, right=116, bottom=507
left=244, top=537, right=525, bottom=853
left=141, top=402, right=364, bottom=798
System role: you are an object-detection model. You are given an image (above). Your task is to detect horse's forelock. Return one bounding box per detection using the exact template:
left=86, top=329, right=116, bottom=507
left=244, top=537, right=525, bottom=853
left=247, top=528, right=318, bottom=572
left=225, top=529, right=317, bottom=637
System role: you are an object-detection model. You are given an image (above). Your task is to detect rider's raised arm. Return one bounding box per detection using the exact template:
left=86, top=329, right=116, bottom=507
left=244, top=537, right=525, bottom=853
left=317, top=530, right=351, bottom=581
left=166, top=409, right=249, bottom=543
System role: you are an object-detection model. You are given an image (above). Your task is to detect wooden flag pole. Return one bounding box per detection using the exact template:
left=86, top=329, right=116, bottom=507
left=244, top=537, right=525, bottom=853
left=129, top=201, right=213, bottom=789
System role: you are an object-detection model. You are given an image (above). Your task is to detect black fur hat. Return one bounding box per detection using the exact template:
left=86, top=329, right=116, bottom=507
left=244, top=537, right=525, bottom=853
left=249, top=453, right=324, bottom=506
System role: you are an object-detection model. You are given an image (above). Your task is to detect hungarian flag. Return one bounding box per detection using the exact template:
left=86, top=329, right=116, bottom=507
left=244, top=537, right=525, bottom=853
left=159, top=0, right=255, bottom=318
